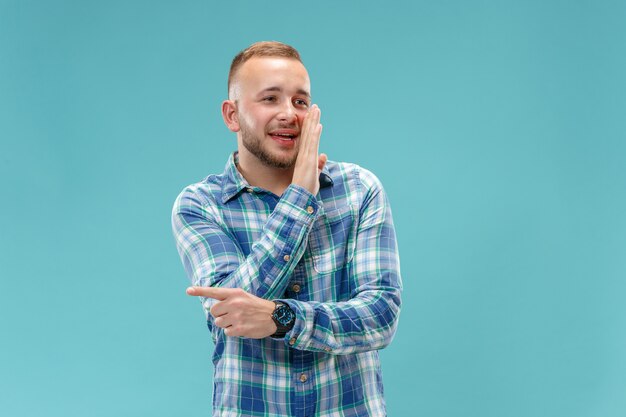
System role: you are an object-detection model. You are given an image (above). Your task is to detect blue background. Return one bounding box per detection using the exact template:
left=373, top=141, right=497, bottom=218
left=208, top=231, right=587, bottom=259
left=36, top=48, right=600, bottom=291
left=1, top=1, right=625, bottom=416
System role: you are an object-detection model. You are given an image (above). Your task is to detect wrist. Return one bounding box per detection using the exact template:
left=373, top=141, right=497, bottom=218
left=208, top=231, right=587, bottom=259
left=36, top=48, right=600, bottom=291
left=270, top=301, right=295, bottom=338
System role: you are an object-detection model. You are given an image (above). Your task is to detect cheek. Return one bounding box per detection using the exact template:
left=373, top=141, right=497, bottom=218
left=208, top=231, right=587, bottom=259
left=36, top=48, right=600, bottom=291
left=296, top=110, right=308, bottom=126
left=241, top=109, right=269, bottom=131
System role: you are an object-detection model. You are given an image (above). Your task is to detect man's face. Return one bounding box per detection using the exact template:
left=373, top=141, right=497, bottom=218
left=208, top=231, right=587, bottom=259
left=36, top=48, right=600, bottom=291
left=231, top=57, right=311, bottom=169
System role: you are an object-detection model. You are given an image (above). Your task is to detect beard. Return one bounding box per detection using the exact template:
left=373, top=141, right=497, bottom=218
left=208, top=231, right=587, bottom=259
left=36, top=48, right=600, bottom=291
left=239, top=118, right=299, bottom=169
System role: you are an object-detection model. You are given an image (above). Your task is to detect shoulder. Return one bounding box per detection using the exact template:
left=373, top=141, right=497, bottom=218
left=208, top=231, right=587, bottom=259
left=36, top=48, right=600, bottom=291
left=325, top=160, right=386, bottom=193
left=318, top=160, right=388, bottom=214
left=172, top=172, right=224, bottom=215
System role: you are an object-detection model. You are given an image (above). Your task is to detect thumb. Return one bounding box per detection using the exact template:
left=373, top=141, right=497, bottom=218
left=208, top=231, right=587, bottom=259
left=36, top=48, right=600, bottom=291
left=318, top=153, right=328, bottom=171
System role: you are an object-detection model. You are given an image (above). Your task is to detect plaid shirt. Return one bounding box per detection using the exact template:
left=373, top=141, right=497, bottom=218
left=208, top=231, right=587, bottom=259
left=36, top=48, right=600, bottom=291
left=172, top=152, right=402, bottom=417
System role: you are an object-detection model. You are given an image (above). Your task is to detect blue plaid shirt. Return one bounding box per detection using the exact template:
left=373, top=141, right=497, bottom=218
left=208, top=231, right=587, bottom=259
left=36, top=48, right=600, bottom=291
left=172, top=152, right=402, bottom=416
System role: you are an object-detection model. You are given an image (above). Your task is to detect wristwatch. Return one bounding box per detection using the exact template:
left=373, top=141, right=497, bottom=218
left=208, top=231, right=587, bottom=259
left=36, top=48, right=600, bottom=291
left=270, top=301, right=295, bottom=338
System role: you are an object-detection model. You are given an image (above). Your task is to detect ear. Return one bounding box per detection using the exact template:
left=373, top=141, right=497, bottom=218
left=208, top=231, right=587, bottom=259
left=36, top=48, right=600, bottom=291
left=221, top=100, right=240, bottom=132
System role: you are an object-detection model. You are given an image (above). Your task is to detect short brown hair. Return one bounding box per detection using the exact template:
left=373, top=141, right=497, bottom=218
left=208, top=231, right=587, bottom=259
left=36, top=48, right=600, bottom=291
left=228, top=41, right=302, bottom=97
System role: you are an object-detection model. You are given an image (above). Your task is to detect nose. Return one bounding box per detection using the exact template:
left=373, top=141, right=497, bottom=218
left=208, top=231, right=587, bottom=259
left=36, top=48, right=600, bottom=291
left=277, top=102, right=298, bottom=125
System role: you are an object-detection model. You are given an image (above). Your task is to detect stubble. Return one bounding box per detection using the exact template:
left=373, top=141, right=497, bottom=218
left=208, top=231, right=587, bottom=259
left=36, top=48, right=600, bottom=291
left=239, top=119, right=299, bottom=169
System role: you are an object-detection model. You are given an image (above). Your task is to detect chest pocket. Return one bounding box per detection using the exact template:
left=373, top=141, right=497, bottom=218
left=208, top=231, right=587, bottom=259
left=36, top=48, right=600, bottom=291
left=308, top=205, right=357, bottom=274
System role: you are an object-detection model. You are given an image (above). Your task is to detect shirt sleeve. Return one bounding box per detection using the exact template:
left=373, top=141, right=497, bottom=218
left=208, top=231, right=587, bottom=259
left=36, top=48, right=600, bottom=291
left=171, top=183, right=319, bottom=305
left=278, top=168, right=403, bottom=355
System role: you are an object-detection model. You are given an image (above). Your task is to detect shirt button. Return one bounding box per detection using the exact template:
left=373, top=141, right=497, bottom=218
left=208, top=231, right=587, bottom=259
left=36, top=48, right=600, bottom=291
left=283, top=254, right=291, bottom=262
left=306, top=206, right=314, bottom=214
left=299, top=373, right=308, bottom=383
left=289, top=337, right=297, bottom=346
left=291, top=283, right=301, bottom=293
left=246, top=187, right=253, bottom=192
left=324, top=347, right=332, bottom=352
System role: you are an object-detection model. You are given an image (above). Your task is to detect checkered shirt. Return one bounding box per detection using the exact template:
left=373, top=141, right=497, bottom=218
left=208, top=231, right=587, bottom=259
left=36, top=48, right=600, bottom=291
left=171, top=152, right=402, bottom=417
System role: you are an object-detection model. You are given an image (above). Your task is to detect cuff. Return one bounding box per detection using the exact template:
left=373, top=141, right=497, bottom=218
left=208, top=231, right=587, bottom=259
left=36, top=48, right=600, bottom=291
left=278, top=184, right=321, bottom=224
left=276, top=299, right=335, bottom=354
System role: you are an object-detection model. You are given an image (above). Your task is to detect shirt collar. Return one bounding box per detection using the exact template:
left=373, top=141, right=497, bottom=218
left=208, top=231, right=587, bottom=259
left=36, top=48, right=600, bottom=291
left=220, top=151, right=334, bottom=203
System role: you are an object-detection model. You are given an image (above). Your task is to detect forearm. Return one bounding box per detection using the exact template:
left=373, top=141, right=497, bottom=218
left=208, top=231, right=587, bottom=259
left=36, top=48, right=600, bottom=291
left=279, top=285, right=402, bottom=355
left=173, top=184, right=319, bottom=300
left=280, top=168, right=403, bottom=355
left=207, top=185, right=316, bottom=299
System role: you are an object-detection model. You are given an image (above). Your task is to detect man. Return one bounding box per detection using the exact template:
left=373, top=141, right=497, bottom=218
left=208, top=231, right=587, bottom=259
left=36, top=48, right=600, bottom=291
left=171, top=41, right=402, bottom=417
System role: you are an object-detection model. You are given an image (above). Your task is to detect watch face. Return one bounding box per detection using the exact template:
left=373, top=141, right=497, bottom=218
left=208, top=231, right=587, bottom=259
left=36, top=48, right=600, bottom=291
left=274, top=305, right=294, bottom=325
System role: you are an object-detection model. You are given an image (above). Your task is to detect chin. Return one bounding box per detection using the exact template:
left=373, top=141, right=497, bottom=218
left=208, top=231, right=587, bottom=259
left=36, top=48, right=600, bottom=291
left=266, top=157, right=297, bottom=170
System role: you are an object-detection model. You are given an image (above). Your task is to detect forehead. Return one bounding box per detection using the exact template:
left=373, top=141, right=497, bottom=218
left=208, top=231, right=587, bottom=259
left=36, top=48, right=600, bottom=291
left=235, top=57, right=311, bottom=96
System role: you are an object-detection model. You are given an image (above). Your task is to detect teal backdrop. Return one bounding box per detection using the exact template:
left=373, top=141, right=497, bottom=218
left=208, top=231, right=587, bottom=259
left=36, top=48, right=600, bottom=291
left=1, top=1, right=625, bottom=416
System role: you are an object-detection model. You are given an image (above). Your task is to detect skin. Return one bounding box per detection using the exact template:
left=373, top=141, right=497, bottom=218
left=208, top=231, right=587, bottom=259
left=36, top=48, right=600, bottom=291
left=221, top=57, right=327, bottom=196
left=187, top=56, right=328, bottom=338
left=186, top=286, right=278, bottom=338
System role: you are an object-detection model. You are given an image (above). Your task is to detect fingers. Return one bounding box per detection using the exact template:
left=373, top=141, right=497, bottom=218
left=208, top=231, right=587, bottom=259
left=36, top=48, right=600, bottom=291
left=186, top=286, right=232, bottom=301
left=214, top=314, right=232, bottom=328
left=303, top=103, right=320, bottom=127
left=296, top=106, right=321, bottom=173
left=292, top=104, right=326, bottom=195
left=300, top=105, right=321, bottom=154
left=209, top=301, right=228, bottom=317
left=309, top=104, right=321, bottom=126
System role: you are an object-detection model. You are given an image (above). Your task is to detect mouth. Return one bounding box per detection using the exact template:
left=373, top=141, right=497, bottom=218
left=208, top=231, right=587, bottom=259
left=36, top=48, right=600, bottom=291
left=268, top=130, right=299, bottom=143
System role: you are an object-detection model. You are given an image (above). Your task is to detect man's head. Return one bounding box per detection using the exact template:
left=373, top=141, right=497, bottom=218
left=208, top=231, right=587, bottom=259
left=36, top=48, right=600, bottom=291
left=227, top=41, right=303, bottom=100
left=221, top=41, right=312, bottom=170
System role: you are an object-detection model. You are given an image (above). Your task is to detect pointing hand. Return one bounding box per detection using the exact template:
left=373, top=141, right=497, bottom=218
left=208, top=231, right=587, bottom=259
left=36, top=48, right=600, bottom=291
left=186, top=286, right=278, bottom=338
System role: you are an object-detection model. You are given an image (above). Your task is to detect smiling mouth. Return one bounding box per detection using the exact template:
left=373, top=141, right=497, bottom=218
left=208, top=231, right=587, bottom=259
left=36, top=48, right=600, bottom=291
left=269, top=132, right=298, bottom=141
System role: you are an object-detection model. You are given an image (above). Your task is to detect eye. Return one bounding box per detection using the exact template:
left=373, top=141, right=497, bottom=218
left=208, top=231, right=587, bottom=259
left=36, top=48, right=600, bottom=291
left=262, top=96, right=277, bottom=103
left=294, top=98, right=309, bottom=107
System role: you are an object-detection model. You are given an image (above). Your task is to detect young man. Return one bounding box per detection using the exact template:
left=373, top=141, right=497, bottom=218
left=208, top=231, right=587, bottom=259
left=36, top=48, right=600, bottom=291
left=172, top=41, right=402, bottom=417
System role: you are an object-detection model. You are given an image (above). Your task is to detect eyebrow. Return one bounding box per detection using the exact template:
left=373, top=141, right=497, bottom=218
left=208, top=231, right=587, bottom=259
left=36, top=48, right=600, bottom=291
left=258, top=86, right=311, bottom=98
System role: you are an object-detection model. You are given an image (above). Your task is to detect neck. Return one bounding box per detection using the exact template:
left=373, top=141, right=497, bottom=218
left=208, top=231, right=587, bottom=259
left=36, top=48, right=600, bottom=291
left=236, top=150, right=294, bottom=197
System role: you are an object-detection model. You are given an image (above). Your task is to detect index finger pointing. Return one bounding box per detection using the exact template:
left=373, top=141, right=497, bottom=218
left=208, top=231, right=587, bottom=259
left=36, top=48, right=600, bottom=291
left=186, top=286, right=231, bottom=300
